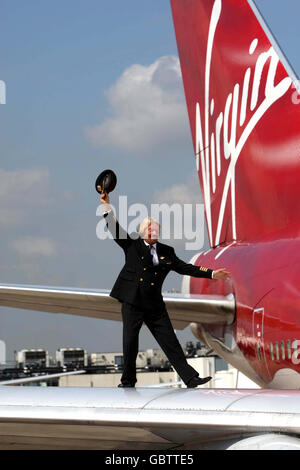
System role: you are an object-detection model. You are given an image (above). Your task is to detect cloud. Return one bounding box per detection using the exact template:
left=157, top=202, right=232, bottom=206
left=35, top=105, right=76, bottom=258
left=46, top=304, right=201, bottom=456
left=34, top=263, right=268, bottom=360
left=0, top=167, right=53, bottom=228
left=151, top=173, right=207, bottom=252
left=152, top=173, right=202, bottom=205
left=0, top=167, right=52, bottom=205
left=85, top=55, right=191, bottom=155
left=0, top=209, right=23, bottom=228
left=12, top=236, right=57, bottom=258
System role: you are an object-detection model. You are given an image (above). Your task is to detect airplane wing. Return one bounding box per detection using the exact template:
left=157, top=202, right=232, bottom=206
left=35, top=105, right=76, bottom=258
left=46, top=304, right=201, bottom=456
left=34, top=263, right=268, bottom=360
left=0, top=386, right=300, bottom=450
left=0, top=370, right=86, bottom=386
left=0, top=283, right=235, bottom=329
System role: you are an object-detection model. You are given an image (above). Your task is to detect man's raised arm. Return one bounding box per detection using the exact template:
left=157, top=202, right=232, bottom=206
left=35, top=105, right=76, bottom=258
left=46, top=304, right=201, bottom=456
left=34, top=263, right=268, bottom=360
left=100, top=191, right=132, bottom=250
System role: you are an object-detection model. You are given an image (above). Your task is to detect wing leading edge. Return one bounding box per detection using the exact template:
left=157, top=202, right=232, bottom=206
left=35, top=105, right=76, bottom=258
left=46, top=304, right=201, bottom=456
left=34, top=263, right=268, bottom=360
left=0, top=370, right=86, bottom=386
left=0, top=283, right=235, bottom=329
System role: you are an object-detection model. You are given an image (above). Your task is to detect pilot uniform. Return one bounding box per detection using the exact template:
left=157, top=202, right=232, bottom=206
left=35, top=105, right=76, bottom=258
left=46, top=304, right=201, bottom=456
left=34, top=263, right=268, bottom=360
left=104, top=210, right=214, bottom=387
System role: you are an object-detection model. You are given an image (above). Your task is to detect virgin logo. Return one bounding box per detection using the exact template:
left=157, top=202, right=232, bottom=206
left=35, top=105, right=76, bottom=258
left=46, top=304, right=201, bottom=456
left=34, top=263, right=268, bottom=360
left=195, top=0, right=292, bottom=247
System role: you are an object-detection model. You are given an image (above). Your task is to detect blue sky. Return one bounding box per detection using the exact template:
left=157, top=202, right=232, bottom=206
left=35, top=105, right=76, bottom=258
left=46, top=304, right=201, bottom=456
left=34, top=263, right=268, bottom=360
left=1, top=0, right=300, bottom=362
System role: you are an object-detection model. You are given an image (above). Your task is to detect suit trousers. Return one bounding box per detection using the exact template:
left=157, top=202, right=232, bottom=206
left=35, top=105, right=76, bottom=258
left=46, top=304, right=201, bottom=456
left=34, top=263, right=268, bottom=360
left=120, top=302, right=199, bottom=386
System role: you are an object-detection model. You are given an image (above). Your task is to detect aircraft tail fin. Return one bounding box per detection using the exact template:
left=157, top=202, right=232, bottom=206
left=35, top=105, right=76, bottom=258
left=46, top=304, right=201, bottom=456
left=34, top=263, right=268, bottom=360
left=171, top=0, right=300, bottom=246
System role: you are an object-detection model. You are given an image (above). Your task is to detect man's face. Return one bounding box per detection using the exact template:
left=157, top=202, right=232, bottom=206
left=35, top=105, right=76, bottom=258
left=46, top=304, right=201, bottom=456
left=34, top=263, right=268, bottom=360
left=143, top=222, right=160, bottom=245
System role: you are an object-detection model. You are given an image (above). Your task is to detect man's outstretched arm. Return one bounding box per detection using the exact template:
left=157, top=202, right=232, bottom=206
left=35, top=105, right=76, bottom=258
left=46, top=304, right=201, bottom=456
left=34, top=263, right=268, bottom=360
left=171, top=250, right=231, bottom=280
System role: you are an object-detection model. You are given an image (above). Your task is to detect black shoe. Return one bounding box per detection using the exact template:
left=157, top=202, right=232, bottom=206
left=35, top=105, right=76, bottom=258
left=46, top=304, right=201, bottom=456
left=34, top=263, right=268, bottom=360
left=186, top=376, right=212, bottom=388
left=118, top=383, right=135, bottom=388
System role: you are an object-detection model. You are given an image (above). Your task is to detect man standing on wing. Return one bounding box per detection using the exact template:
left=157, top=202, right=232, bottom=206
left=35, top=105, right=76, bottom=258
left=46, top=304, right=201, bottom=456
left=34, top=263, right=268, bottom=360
left=100, top=191, right=230, bottom=388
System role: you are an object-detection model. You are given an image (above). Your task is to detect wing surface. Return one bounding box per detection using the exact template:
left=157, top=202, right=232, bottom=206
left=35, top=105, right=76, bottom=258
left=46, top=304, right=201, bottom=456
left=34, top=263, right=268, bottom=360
left=0, top=283, right=235, bottom=329
left=1, top=387, right=300, bottom=449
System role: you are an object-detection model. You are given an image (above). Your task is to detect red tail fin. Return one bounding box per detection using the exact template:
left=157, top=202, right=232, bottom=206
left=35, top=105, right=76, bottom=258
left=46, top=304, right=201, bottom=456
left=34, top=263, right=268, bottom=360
left=171, top=0, right=300, bottom=247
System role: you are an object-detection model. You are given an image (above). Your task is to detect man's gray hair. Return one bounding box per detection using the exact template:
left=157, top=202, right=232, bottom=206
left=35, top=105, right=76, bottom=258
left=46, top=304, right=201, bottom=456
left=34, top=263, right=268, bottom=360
left=137, top=217, right=161, bottom=235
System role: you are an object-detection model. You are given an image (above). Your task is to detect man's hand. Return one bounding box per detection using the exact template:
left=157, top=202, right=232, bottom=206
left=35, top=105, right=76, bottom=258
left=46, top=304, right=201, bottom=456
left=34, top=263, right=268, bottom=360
left=212, top=268, right=231, bottom=280
left=100, top=190, right=111, bottom=213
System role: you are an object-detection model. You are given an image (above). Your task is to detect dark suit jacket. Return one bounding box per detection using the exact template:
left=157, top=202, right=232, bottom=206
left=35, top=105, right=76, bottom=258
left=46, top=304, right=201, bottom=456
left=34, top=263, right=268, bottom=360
left=104, top=211, right=213, bottom=310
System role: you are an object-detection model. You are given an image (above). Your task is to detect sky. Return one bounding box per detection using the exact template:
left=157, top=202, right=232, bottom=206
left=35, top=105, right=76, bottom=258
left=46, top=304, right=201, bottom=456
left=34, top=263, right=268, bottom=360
left=0, top=0, right=300, bottom=362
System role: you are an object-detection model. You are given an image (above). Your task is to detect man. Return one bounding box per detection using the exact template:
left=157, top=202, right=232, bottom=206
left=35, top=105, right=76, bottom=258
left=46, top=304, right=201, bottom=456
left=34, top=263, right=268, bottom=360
left=100, top=191, right=230, bottom=388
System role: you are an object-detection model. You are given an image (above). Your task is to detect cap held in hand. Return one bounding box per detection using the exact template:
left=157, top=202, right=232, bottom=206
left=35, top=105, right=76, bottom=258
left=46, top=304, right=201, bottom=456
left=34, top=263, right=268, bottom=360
left=95, top=169, right=117, bottom=194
